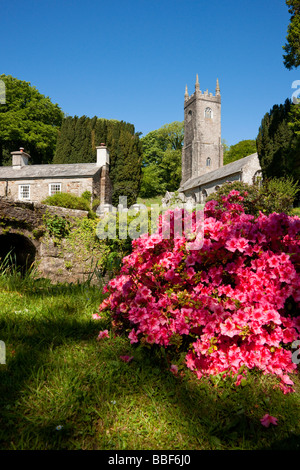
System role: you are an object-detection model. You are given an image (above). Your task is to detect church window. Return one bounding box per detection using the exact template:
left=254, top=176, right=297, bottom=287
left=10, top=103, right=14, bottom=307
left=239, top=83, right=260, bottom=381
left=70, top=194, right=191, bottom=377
left=206, top=157, right=211, bottom=167
left=205, top=107, right=212, bottom=119
left=187, top=110, right=192, bottom=122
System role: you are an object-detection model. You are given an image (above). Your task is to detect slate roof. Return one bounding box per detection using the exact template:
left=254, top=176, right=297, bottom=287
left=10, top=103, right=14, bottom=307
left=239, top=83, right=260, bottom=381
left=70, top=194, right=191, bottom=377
left=179, top=153, right=258, bottom=191
left=0, top=163, right=102, bottom=180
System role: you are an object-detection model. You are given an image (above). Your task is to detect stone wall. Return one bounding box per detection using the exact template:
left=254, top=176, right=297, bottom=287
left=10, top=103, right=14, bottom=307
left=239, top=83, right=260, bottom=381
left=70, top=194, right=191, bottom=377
left=36, top=237, right=103, bottom=285
left=0, top=197, right=105, bottom=285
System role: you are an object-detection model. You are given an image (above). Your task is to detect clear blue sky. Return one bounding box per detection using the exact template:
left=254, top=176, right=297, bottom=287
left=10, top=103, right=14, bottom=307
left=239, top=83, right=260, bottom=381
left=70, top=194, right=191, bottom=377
left=0, top=0, right=298, bottom=146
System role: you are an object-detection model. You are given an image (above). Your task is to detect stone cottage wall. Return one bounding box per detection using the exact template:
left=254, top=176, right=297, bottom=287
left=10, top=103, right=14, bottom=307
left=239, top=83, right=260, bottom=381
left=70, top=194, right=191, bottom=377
left=1, top=177, right=96, bottom=203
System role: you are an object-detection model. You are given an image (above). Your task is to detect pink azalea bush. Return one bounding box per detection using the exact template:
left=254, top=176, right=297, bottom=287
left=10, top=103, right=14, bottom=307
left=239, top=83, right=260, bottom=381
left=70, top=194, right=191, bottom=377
left=98, top=191, right=300, bottom=393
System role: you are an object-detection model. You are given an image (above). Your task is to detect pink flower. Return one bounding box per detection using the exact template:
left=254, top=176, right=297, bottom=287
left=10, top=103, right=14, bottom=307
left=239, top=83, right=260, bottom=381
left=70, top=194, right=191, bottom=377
left=220, top=318, right=239, bottom=337
left=260, top=414, right=278, bottom=427
left=235, top=237, right=248, bottom=253
left=128, top=329, right=139, bottom=343
left=97, top=330, right=109, bottom=340
left=92, top=313, right=101, bottom=320
left=170, top=364, right=178, bottom=375
left=281, top=374, right=294, bottom=385
left=120, top=355, right=134, bottom=363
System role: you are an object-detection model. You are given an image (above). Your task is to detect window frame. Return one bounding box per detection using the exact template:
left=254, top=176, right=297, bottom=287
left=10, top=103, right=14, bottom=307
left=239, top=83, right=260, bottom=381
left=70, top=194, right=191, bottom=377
left=49, top=183, right=62, bottom=196
left=18, top=184, right=30, bottom=200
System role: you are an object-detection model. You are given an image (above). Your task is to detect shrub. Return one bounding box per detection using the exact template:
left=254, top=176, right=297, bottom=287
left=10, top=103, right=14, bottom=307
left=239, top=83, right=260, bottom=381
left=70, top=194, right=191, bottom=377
left=98, top=190, right=300, bottom=393
left=206, top=177, right=299, bottom=216
left=81, top=190, right=92, bottom=202
left=43, top=212, right=70, bottom=238
left=42, top=192, right=91, bottom=213
left=97, top=208, right=152, bottom=279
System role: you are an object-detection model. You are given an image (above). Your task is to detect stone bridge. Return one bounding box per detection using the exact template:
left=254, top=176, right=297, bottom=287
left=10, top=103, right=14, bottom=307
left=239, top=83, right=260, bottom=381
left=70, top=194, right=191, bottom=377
left=0, top=197, right=96, bottom=283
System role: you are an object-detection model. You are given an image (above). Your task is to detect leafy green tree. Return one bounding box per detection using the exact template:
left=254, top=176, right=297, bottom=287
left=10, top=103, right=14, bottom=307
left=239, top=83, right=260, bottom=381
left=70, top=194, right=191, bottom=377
left=223, top=139, right=257, bottom=165
left=222, top=139, right=230, bottom=159
left=139, top=121, right=183, bottom=198
left=283, top=0, right=300, bottom=70
left=0, top=74, right=63, bottom=165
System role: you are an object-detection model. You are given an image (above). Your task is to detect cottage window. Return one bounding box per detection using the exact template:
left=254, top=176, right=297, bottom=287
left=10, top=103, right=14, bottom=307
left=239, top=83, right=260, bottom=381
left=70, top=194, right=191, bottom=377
left=49, top=183, right=62, bottom=196
left=19, top=184, right=30, bottom=200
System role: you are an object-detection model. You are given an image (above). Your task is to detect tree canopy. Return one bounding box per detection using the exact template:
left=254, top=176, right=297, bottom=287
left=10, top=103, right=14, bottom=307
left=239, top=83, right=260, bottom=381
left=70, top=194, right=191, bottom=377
left=283, top=0, right=300, bottom=70
left=0, top=74, right=64, bottom=165
left=223, top=139, right=257, bottom=165
left=139, top=121, right=183, bottom=198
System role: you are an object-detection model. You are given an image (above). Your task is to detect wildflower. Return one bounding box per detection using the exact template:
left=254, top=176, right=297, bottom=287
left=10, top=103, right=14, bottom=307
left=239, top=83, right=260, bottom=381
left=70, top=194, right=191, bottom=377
left=97, top=330, right=109, bottom=340
left=92, top=313, right=101, bottom=320
left=128, top=329, right=139, bottom=344
left=120, top=355, right=134, bottom=363
left=56, top=425, right=63, bottom=431
left=260, top=414, right=278, bottom=428
left=170, top=364, right=178, bottom=375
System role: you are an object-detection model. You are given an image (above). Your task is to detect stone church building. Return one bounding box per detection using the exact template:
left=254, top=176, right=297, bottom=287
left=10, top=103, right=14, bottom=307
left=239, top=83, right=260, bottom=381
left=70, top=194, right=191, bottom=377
left=163, top=76, right=262, bottom=206
left=0, top=144, right=112, bottom=206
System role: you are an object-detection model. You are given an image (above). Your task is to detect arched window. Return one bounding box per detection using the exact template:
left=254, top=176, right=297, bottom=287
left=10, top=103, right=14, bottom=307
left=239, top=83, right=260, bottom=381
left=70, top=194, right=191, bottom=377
left=200, top=189, right=207, bottom=204
left=205, top=107, right=212, bottom=119
left=206, top=157, right=211, bottom=167
left=187, top=110, right=193, bottom=122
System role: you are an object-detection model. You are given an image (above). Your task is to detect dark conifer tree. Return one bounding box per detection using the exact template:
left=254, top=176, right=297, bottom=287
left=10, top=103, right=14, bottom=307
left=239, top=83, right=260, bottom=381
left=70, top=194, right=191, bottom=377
left=54, top=116, right=142, bottom=205
left=256, top=99, right=298, bottom=180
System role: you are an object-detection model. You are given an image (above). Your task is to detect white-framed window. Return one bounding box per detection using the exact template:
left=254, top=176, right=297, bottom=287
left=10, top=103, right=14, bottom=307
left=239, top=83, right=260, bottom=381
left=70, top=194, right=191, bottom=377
left=19, top=184, right=30, bottom=200
left=49, top=183, right=62, bottom=196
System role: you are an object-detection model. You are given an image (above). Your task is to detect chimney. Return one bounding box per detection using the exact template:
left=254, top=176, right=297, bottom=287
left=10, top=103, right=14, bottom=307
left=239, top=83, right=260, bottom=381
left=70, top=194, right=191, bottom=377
left=96, top=143, right=110, bottom=167
left=11, top=148, right=31, bottom=169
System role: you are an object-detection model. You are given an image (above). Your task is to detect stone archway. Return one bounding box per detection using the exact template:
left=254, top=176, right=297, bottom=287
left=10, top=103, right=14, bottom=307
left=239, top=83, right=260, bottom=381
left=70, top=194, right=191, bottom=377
left=0, top=233, right=36, bottom=273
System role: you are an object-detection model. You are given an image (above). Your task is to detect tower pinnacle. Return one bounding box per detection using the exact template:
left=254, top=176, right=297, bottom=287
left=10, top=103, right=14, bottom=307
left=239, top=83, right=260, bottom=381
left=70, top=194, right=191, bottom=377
left=195, top=74, right=200, bottom=91
left=216, top=78, right=220, bottom=95
left=185, top=84, right=189, bottom=100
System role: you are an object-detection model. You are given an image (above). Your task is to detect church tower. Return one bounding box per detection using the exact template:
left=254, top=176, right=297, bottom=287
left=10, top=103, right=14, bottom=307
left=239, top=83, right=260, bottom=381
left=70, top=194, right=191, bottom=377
left=181, top=76, right=223, bottom=185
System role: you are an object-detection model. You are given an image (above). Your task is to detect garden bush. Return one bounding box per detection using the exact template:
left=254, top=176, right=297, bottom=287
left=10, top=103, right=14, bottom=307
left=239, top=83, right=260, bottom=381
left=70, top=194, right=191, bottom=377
left=42, top=192, right=91, bottom=213
left=98, top=190, right=300, bottom=393
left=206, top=177, right=299, bottom=216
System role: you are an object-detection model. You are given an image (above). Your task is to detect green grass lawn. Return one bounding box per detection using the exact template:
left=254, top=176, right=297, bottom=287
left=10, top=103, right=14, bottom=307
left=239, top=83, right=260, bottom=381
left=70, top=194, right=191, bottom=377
left=292, top=207, right=300, bottom=217
left=0, top=270, right=299, bottom=450
left=137, top=195, right=163, bottom=208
